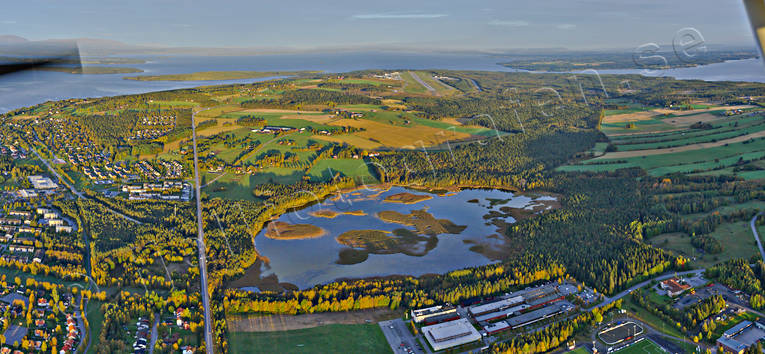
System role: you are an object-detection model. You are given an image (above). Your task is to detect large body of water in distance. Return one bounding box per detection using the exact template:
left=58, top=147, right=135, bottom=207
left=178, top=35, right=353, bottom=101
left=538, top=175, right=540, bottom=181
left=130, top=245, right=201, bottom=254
left=1, top=52, right=763, bottom=113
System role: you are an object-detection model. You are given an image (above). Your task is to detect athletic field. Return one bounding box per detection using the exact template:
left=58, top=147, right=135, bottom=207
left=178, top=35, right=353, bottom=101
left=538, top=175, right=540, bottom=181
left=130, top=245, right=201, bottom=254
left=598, top=321, right=644, bottom=345
left=612, top=339, right=666, bottom=354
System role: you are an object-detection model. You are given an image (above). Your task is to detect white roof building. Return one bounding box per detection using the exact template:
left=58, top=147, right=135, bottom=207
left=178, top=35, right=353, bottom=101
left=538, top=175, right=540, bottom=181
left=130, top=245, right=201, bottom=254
left=28, top=175, right=58, bottom=190
left=422, top=318, right=481, bottom=351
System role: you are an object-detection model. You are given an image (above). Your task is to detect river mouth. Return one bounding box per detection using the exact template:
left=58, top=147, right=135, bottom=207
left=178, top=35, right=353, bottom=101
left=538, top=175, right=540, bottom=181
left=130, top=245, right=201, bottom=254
left=234, top=185, right=559, bottom=291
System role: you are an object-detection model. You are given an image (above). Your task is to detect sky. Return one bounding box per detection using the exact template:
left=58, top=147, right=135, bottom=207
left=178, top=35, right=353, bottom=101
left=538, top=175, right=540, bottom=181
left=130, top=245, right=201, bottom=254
left=0, top=0, right=758, bottom=51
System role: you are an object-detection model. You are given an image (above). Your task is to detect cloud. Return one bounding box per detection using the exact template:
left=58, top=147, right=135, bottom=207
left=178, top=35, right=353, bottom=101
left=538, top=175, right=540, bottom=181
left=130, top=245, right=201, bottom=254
left=488, top=20, right=529, bottom=27
left=0, top=20, right=16, bottom=25
left=351, top=13, right=448, bottom=20
left=556, top=24, right=576, bottom=30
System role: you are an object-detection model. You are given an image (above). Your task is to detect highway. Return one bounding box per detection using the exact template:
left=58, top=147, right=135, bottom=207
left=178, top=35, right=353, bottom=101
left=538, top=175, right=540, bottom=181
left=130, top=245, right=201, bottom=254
left=751, top=212, right=764, bottom=260
left=191, top=109, right=215, bottom=354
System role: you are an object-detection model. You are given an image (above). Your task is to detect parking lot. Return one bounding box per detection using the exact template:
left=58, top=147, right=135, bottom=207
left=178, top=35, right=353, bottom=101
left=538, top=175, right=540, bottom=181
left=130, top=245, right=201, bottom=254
left=379, top=319, right=429, bottom=354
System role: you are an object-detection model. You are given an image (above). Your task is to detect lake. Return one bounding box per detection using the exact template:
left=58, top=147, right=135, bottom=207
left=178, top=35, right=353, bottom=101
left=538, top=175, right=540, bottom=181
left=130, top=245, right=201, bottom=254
left=251, top=186, right=557, bottom=289
left=2, top=51, right=764, bottom=114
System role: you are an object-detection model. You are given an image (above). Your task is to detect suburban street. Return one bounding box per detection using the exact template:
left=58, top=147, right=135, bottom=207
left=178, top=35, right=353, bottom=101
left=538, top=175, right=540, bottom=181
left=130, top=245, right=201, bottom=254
left=191, top=108, right=215, bottom=354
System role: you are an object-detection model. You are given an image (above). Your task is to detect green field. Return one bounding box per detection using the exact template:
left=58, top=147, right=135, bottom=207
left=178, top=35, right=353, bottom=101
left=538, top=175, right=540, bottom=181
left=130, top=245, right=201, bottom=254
left=648, top=219, right=761, bottom=268
left=612, top=339, right=665, bottom=354
left=400, top=72, right=428, bottom=94
left=622, top=296, right=684, bottom=338
left=560, top=137, right=765, bottom=178
left=86, top=300, right=105, bottom=354
left=308, top=158, right=377, bottom=183
left=229, top=324, right=392, bottom=354
left=566, top=347, right=591, bottom=354
left=615, top=122, right=765, bottom=151
left=600, top=118, right=676, bottom=135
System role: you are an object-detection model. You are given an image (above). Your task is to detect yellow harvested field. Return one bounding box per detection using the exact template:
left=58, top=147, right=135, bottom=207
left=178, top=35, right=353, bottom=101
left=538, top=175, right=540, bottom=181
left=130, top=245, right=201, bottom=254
left=381, top=99, right=407, bottom=110
left=595, top=130, right=765, bottom=159
left=652, top=104, right=753, bottom=116
left=664, top=113, right=719, bottom=127
left=196, top=121, right=246, bottom=136
left=441, top=117, right=464, bottom=125
left=329, top=118, right=473, bottom=147
left=313, top=135, right=382, bottom=149
left=603, top=105, right=754, bottom=126
left=280, top=114, right=336, bottom=123
left=602, top=111, right=655, bottom=123
left=195, top=105, right=242, bottom=118
left=242, top=108, right=323, bottom=114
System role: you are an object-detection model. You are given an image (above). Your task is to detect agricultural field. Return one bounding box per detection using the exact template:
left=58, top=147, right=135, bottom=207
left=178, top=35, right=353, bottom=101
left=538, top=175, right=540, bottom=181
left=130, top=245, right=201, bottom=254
left=560, top=99, right=765, bottom=180
left=131, top=76, right=503, bottom=198
left=228, top=324, right=392, bottom=354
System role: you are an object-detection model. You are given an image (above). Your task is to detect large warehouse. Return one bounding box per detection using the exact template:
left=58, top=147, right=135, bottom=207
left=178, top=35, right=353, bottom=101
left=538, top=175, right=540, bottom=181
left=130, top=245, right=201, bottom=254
left=422, top=318, right=482, bottom=351
left=468, top=296, right=524, bottom=317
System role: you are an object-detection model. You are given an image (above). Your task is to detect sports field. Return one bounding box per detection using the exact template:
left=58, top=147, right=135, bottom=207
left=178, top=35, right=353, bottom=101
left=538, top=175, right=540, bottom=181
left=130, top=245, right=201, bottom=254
left=598, top=321, right=644, bottom=345
left=229, top=323, right=392, bottom=354
left=612, top=339, right=665, bottom=354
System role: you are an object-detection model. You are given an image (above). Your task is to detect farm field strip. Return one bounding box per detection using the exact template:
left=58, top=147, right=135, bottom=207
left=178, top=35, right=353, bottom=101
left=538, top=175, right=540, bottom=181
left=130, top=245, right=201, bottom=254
left=595, top=130, right=765, bottom=159
left=615, top=122, right=765, bottom=151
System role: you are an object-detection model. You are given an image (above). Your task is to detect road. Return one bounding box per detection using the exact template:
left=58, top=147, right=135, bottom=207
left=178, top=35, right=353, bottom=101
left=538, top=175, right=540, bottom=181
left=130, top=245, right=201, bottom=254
left=28, top=143, right=143, bottom=224
left=28, top=145, right=83, bottom=198
left=597, top=269, right=705, bottom=308
left=75, top=294, right=89, bottom=353
left=379, top=319, right=428, bottom=354
left=201, top=172, right=227, bottom=188
left=751, top=212, right=764, bottom=260
left=191, top=109, right=215, bottom=354
left=408, top=71, right=435, bottom=93
left=149, top=313, right=159, bottom=354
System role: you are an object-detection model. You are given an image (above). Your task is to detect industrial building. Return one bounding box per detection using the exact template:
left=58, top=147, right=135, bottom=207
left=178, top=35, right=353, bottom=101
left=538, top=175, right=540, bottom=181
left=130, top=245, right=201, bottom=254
left=506, top=302, right=573, bottom=329
left=717, top=320, right=765, bottom=354
left=28, top=175, right=58, bottom=190
left=422, top=312, right=460, bottom=326
left=526, top=293, right=565, bottom=310
left=483, top=321, right=511, bottom=335
left=411, top=305, right=457, bottom=324
left=473, top=304, right=530, bottom=323
left=468, top=296, right=524, bottom=317
left=422, top=318, right=482, bottom=351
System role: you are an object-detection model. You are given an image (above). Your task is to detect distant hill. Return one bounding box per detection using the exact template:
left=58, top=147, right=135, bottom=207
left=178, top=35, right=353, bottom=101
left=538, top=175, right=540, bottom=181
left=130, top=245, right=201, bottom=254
left=0, top=35, right=29, bottom=45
